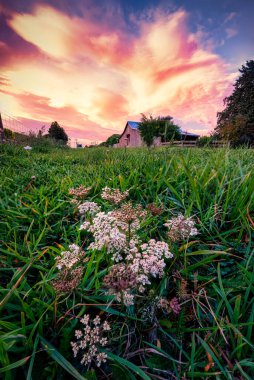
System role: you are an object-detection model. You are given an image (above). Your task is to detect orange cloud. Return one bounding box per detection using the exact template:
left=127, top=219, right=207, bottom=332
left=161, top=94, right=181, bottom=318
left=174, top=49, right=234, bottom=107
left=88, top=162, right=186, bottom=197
left=0, top=4, right=235, bottom=141
left=92, top=88, right=129, bottom=119
left=10, top=92, right=116, bottom=142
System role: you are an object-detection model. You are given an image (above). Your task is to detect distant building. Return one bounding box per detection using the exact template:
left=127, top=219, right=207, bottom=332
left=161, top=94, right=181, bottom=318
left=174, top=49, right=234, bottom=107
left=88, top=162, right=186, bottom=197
left=117, top=121, right=200, bottom=147
left=180, top=131, right=200, bottom=141
left=118, top=121, right=143, bottom=147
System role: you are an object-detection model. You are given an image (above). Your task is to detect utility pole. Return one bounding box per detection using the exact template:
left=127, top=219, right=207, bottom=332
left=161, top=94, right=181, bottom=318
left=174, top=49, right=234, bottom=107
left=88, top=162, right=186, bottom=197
left=0, top=113, right=6, bottom=143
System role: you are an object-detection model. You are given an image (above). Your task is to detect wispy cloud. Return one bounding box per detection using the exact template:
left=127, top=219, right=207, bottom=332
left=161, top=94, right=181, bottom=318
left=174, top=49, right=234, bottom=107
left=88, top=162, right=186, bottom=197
left=224, top=12, right=237, bottom=24
left=225, top=27, right=238, bottom=39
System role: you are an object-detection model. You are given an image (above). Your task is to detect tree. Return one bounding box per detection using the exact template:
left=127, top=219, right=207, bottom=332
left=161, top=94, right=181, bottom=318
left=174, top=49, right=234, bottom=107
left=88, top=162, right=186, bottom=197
left=0, top=113, right=6, bottom=143
left=216, top=60, right=254, bottom=146
left=138, top=114, right=181, bottom=147
left=105, top=134, right=120, bottom=146
left=48, top=121, right=68, bottom=144
left=3, top=128, right=14, bottom=140
left=99, top=134, right=120, bottom=147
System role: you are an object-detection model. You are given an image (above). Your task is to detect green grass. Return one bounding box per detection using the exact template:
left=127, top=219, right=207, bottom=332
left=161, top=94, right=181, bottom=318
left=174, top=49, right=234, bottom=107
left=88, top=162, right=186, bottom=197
left=0, top=144, right=253, bottom=379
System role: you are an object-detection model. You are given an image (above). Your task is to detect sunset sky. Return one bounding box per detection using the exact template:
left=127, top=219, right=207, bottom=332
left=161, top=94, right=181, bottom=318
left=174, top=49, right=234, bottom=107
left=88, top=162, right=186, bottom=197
left=0, top=0, right=253, bottom=145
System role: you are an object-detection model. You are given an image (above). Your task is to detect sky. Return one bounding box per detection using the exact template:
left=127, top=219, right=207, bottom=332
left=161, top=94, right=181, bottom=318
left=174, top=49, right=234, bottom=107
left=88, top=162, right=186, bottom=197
left=0, top=0, right=253, bottom=145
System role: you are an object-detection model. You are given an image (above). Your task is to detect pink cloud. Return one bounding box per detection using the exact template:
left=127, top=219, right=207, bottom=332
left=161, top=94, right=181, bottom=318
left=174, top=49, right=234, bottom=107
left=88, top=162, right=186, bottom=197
left=6, top=92, right=116, bottom=142
left=92, top=88, right=129, bottom=119
left=0, top=4, right=236, bottom=142
left=152, top=58, right=218, bottom=85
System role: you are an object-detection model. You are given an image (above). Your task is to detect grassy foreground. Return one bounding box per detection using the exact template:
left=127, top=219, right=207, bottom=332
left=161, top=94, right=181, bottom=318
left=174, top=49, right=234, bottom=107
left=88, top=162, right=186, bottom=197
left=0, top=145, right=254, bottom=380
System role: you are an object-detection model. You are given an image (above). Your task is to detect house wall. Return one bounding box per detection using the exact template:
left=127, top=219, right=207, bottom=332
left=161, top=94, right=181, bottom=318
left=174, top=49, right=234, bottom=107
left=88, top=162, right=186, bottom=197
left=118, top=124, right=143, bottom=147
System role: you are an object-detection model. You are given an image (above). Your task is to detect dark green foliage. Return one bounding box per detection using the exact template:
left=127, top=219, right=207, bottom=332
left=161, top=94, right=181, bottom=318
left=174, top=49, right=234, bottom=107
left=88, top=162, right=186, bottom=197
left=100, top=134, right=121, bottom=147
left=48, top=121, right=68, bottom=145
left=216, top=60, right=254, bottom=146
left=0, top=112, right=5, bottom=142
left=196, top=136, right=215, bottom=147
left=138, top=114, right=181, bottom=146
left=3, top=128, right=14, bottom=140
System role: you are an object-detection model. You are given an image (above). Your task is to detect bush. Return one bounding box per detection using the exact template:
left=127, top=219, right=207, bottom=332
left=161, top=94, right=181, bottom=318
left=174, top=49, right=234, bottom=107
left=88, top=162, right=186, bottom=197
left=196, top=136, right=215, bottom=147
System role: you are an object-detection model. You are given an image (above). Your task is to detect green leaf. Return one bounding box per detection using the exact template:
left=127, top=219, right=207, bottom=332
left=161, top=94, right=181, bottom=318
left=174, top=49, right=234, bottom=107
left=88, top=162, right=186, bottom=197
left=40, top=336, right=87, bottom=380
left=0, top=356, right=30, bottom=374
left=106, top=351, right=151, bottom=380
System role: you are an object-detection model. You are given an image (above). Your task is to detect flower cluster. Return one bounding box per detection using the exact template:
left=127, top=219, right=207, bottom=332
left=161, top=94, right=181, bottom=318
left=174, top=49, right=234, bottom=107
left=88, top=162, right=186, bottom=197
left=53, top=244, right=86, bottom=293
left=55, top=244, right=83, bottom=270
left=69, top=185, right=91, bottom=199
left=104, top=263, right=137, bottom=291
left=78, top=197, right=173, bottom=305
left=73, top=189, right=199, bottom=308
left=101, top=187, right=129, bottom=204
left=158, top=297, right=181, bottom=315
left=85, top=212, right=127, bottom=259
left=71, top=314, right=110, bottom=367
left=147, top=203, right=164, bottom=216
left=80, top=202, right=147, bottom=262
left=111, top=202, right=147, bottom=227
left=101, top=239, right=173, bottom=305
left=78, top=201, right=101, bottom=216
left=52, top=267, right=83, bottom=293
left=164, top=214, right=198, bottom=242
left=128, top=239, right=173, bottom=293
left=103, top=263, right=137, bottom=306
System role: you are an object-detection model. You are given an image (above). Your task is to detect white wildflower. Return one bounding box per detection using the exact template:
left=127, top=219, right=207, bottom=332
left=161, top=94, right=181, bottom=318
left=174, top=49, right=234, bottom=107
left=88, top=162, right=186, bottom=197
left=102, top=321, right=111, bottom=331
left=71, top=314, right=110, bottom=367
left=87, top=212, right=127, bottom=255
left=80, top=314, right=90, bottom=325
left=101, top=187, right=129, bottom=204
left=93, top=316, right=101, bottom=326
left=165, top=214, right=198, bottom=242
left=55, top=244, right=83, bottom=270
left=78, top=201, right=101, bottom=215
left=80, top=221, right=91, bottom=230
left=96, top=352, right=107, bottom=367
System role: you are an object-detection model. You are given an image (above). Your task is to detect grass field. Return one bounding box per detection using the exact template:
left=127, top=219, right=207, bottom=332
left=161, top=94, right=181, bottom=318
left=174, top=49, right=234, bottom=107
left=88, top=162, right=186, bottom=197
left=0, top=144, right=254, bottom=380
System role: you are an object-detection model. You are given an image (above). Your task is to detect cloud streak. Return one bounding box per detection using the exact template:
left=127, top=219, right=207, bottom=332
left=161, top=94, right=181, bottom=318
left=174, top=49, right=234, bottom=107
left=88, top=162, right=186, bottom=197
left=0, top=3, right=235, bottom=142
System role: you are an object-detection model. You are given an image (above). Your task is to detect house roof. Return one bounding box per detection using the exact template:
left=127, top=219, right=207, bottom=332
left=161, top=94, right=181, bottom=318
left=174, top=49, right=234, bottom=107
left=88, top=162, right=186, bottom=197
left=180, top=131, right=200, bottom=137
left=127, top=121, right=139, bottom=129
left=119, top=121, right=140, bottom=140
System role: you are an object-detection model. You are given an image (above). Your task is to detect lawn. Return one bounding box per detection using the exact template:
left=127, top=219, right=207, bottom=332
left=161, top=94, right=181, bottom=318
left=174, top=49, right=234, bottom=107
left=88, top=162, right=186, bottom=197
left=0, top=144, right=253, bottom=379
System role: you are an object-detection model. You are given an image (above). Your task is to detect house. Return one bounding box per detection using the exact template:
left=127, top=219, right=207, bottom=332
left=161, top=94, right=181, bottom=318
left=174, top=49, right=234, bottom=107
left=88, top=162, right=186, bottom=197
left=117, top=121, right=200, bottom=147
left=180, top=131, right=200, bottom=141
left=118, top=121, right=143, bottom=147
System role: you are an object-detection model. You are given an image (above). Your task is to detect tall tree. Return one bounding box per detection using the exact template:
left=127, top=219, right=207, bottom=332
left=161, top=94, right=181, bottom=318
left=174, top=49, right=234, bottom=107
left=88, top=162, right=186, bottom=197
left=138, top=114, right=181, bottom=147
left=216, top=60, right=254, bottom=145
left=48, top=121, right=68, bottom=145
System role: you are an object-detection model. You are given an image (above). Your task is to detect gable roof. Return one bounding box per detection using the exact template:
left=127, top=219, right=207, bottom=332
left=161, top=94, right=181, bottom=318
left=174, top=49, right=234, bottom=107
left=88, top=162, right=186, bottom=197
left=119, top=121, right=140, bottom=140
left=127, top=121, right=139, bottom=129
left=180, top=131, right=200, bottom=137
